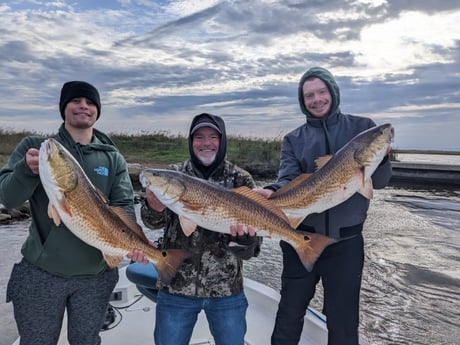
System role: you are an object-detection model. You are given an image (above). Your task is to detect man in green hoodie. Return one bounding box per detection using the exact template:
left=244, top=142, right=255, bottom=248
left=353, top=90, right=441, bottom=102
left=255, top=67, right=392, bottom=345
left=0, top=81, right=137, bottom=345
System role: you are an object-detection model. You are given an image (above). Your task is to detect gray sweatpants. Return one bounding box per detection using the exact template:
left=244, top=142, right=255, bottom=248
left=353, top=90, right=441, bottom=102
left=6, top=259, right=118, bottom=345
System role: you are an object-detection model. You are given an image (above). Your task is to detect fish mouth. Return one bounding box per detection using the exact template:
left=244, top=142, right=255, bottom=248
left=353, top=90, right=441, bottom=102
left=384, top=124, right=395, bottom=140
left=139, top=171, right=150, bottom=189
left=380, top=123, right=395, bottom=143
left=40, top=139, right=52, bottom=161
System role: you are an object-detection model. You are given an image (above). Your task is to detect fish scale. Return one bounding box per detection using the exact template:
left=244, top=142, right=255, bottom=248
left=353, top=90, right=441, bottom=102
left=269, top=123, right=394, bottom=228
left=140, top=169, right=336, bottom=272
left=39, top=138, right=190, bottom=284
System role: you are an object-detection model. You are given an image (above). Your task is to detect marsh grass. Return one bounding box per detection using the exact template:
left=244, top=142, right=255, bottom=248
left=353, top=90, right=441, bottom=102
left=0, top=129, right=37, bottom=167
left=0, top=129, right=281, bottom=178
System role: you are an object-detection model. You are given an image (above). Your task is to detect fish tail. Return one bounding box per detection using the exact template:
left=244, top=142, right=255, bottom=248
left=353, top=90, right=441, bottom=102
left=294, top=232, right=336, bottom=272
left=154, top=249, right=191, bottom=285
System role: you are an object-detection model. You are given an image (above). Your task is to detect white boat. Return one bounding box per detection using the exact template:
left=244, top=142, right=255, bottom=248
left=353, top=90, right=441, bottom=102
left=13, top=265, right=367, bottom=345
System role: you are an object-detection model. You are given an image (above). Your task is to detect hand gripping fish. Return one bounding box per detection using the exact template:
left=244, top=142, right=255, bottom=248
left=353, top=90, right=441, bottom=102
left=269, top=123, right=394, bottom=228
left=140, top=169, right=336, bottom=272
left=38, top=138, right=190, bottom=284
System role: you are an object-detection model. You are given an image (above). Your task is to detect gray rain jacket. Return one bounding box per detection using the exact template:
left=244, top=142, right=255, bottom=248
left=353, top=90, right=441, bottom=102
left=141, top=113, right=262, bottom=297
left=266, top=67, right=392, bottom=240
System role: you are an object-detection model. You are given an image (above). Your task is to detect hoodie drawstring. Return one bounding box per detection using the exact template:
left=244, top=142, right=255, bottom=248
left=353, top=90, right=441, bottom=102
left=321, top=120, right=334, bottom=154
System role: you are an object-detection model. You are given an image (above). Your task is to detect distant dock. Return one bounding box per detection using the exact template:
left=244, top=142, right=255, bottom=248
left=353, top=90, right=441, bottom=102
left=390, top=150, right=460, bottom=187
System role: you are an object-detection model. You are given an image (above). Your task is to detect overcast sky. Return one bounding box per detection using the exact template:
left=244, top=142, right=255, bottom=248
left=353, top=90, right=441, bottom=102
left=1, top=0, right=459, bottom=150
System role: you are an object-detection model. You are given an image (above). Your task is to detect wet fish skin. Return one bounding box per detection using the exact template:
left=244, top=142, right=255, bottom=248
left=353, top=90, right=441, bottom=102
left=38, top=138, right=190, bottom=284
left=269, top=123, right=394, bottom=228
left=140, top=169, right=336, bottom=272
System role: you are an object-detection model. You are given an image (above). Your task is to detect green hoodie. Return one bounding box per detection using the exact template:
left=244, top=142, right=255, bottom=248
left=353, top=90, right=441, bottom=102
left=0, top=125, right=135, bottom=277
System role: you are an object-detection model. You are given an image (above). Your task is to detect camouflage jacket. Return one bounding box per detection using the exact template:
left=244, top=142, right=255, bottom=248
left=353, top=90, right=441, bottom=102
left=141, top=159, right=262, bottom=297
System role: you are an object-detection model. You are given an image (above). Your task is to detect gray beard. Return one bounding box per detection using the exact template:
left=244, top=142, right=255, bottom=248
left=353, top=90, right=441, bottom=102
left=197, top=153, right=217, bottom=167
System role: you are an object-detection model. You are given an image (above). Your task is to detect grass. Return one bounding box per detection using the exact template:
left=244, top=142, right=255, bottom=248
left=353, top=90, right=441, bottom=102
left=0, top=129, right=282, bottom=178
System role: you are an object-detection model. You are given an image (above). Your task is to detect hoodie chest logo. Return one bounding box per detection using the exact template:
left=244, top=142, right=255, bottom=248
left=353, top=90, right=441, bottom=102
left=94, top=166, right=109, bottom=176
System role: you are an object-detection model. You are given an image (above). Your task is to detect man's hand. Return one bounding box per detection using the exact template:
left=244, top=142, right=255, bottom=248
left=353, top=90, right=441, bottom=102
left=145, top=188, right=166, bottom=212
left=230, top=224, right=256, bottom=237
left=228, top=224, right=261, bottom=260
left=26, top=148, right=40, bottom=175
left=127, top=249, right=149, bottom=264
left=385, top=145, right=392, bottom=155
left=252, top=188, right=273, bottom=199
left=126, top=241, right=158, bottom=264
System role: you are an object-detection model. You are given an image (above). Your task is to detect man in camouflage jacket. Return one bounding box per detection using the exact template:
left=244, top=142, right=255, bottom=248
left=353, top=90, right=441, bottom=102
left=140, top=113, right=262, bottom=345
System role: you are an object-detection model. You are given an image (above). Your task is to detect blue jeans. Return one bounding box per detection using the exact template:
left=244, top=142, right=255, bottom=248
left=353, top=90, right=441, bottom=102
left=154, top=290, right=248, bottom=345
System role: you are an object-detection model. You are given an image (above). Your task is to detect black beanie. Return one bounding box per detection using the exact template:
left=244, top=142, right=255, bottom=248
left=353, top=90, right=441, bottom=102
left=59, top=81, right=101, bottom=120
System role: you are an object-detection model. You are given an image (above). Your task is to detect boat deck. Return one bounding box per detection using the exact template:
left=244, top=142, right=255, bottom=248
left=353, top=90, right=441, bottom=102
left=97, top=272, right=329, bottom=344
left=13, top=268, right=369, bottom=345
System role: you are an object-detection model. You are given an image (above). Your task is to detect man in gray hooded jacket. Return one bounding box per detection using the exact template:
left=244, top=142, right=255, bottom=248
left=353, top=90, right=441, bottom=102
left=256, top=67, right=392, bottom=345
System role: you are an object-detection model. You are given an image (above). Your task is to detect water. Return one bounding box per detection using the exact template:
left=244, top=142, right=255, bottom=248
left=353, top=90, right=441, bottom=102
left=244, top=185, right=460, bottom=345
left=1, top=185, right=459, bottom=345
left=394, top=153, right=460, bottom=165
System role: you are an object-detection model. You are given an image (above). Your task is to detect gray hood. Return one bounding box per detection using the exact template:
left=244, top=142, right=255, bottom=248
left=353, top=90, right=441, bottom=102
left=298, top=66, right=341, bottom=121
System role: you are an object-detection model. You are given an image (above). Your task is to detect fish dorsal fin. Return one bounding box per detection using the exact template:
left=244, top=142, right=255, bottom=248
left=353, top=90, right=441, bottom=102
left=48, top=203, right=62, bottom=226
left=110, top=206, right=150, bottom=243
left=314, top=155, right=334, bottom=170
left=231, top=187, right=290, bottom=222
left=288, top=215, right=307, bottom=229
left=96, top=188, right=109, bottom=203
left=179, top=216, right=197, bottom=237
left=270, top=173, right=313, bottom=196
left=103, top=254, right=124, bottom=268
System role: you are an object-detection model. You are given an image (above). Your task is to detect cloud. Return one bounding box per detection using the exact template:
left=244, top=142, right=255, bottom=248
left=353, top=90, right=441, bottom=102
left=0, top=0, right=459, bottom=150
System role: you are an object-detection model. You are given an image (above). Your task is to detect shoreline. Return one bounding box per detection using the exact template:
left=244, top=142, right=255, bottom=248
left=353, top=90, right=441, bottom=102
left=2, top=160, right=459, bottom=225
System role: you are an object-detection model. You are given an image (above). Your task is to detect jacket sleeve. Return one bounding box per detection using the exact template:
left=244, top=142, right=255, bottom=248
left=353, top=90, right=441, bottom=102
left=362, top=118, right=392, bottom=189
left=371, top=154, right=392, bottom=189
left=140, top=164, right=180, bottom=231
left=265, top=135, right=302, bottom=191
left=108, top=155, right=136, bottom=220
left=234, top=168, right=257, bottom=189
left=0, top=137, right=41, bottom=209
left=228, top=234, right=262, bottom=260
left=140, top=199, right=171, bottom=230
